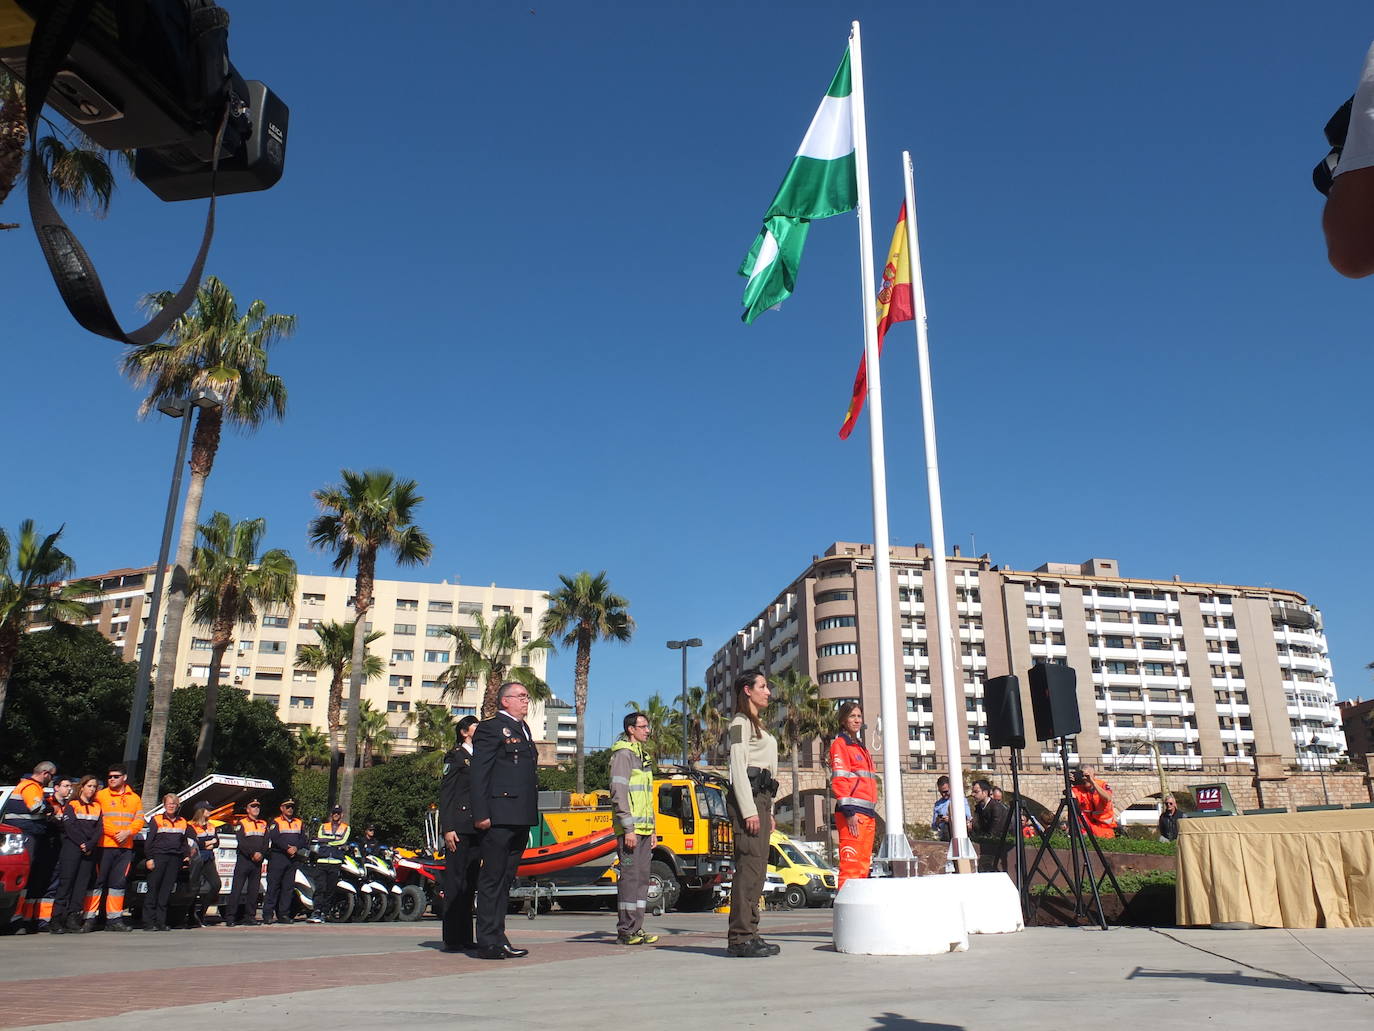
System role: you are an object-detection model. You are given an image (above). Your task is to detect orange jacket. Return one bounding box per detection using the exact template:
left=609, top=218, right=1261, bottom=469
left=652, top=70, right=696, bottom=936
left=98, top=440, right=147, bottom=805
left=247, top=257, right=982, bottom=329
left=829, top=733, right=878, bottom=816
left=1071, top=783, right=1115, bottom=837
left=95, top=785, right=144, bottom=849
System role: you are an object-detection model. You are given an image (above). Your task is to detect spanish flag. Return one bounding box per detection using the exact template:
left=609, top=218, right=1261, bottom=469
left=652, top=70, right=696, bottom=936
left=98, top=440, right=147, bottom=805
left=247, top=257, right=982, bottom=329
left=838, top=203, right=915, bottom=439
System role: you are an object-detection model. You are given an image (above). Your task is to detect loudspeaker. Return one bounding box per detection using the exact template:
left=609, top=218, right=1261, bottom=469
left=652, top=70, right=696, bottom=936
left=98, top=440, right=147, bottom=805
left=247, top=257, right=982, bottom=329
left=984, top=675, right=1025, bottom=750
left=1028, top=662, right=1081, bottom=741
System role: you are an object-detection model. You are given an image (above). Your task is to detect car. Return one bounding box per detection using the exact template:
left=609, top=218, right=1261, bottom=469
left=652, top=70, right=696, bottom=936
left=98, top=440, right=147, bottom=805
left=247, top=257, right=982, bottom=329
left=0, top=821, right=31, bottom=927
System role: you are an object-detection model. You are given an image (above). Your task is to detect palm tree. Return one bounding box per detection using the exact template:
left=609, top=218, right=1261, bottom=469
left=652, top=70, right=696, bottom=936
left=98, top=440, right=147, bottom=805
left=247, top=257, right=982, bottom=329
left=186, top=512, right=297, bottom=777
left=294, top=620, right=385, bottom=800
left=0, top=521, right=96, bottom=725
left=1, top=69, right=128, bottom=225
left=408, top=700, right=455, bottom=753
left=439, top=610, right=551, bottom=718
left=623, top=693, right=682, bottom=763
left=539, top=571, right=633, bottom=794
left=308, top=469, right=431, bottom=812
left=293, top=726, right=329, bottom=769
left=681, top=685, right=724, bottom=766
left=123, top=275, right=295, bottom=802
left=770, top=668, right=826, bottom=836
left=357, top=699, right=394, bottom=767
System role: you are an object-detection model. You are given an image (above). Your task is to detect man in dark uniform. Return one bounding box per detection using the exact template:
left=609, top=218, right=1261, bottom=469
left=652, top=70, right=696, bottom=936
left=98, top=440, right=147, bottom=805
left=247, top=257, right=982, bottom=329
left=470, top=682, right=539, bottom=960
left=262, top=799, right=306, bottom=924
left=439, top=714, right=481, bottom=952
left=226, top=799, right=267, bottom=926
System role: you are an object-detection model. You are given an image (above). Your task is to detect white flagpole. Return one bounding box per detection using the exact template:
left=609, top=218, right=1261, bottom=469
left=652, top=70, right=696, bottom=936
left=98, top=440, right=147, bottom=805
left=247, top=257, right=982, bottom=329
left=849, top=21, right=910, bottom=862
left=902, top=150, right=973, bottom=869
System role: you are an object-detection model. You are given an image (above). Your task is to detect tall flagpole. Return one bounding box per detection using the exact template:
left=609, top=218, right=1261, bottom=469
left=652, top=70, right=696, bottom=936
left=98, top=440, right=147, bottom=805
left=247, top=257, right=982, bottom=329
left=902, top=150, right=973, bottom=869
left=849, top=21, right=910, bottom=862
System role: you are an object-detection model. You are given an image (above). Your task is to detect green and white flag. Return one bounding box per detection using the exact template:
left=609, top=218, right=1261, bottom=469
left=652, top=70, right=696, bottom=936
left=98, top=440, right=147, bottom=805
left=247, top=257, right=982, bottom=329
left=739, top=47, right=858, bottom=324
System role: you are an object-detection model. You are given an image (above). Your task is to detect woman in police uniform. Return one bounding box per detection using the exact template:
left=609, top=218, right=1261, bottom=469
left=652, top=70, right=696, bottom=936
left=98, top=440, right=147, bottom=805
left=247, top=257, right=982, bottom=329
left=726, top=669, right=780, bottom=959
left=439, top=714, right=481, bottom=951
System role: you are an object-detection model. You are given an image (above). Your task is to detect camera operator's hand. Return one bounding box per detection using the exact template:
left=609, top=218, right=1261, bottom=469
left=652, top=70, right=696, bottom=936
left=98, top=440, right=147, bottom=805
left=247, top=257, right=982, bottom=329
left=1325, top=41, right=1374, bottom=277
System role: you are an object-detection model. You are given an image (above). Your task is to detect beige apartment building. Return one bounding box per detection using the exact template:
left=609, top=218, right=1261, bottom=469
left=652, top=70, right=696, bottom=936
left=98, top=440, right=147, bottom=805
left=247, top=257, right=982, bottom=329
left=705, top=542, right=1346, bottom=773
left=68, top=566, right=552, bottom=751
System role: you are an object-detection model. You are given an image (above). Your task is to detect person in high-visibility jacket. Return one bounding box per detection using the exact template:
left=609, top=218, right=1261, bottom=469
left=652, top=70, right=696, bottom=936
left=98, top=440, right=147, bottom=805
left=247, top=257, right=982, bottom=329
left=142, top=794, right=195, bottom=932
left=51, top=776, right=101, bottom=934
left=1069, top=766, right=1116, bottom=838
left=309, top=805, right=351, bottom=924
left=1, top=760, right=55, bottom=932
left=262, top=799, right=306, bottom=924
left=829, top=702, right=877, bottom=890
left=89, top=763, right=143, bottom=931
left=609, top=712, right=658, bottom=947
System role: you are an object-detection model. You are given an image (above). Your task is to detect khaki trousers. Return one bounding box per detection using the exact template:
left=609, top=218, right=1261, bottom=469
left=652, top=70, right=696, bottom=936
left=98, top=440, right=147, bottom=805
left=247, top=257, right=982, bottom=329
left=728, top=793, right=773, bottom=946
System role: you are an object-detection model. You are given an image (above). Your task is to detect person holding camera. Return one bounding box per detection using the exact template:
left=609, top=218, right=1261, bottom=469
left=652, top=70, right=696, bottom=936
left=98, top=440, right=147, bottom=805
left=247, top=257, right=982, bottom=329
left=1322, top=41, right=1374, bottom=276
left=932, top=775, right=953, bottom=842
left=1069, top=766, right=1116, bottom=838
left=726, top=670, right=780, bottom=959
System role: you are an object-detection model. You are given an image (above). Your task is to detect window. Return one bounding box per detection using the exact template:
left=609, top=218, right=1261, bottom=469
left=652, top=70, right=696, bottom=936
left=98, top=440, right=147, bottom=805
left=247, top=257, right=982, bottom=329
left=1104, top=661, right=1136, bottom=675
left=389, top=675, right=412, bottom=688
left=289, top=696, right=314, bottom=709
left=1147, top=687, right=1179, bottom=702
left=262, top=615, right=289, bottom=628
left=236, top=666, right=251, bottom=678
left=391, top=649, right=414, bottom=662
left=426, top=624, right=447, bottom=637
left=820, top=671, right=859, bottom=684
left=425, top=650, right=450, bottom=663
left=1140, top=637, right=1168, bottom=651
left=816, top=590, right=854, bottom=604
left=1137, top=612, right=1161, bottom=625
left=394, top=623, right=416, bottom=636
left=458, top=601, right=482, bottom=615
left=393, top=727, right=410, bottom=740
left=259, top=640, right=286, bottom=654
left=190, top=638, right=212, bottom=650
left=1142, top=662, right=1171, bottom=677
left=816, top=615, right=856, bottom=631
left=302, top=592, right=325, bottom=605
left=428, top=600, right=453, bottom=613
left=898, top=587, right=924, bottom=602
left=1103, top=636, right=1128, bottom=649
left=387, top=700, right=411, bottom=713
left=253, top=694, right=280, bottom=707
left=493, top=605, right=511, bottom=615
left=298, top=618, right=321, bottom=631
left=1097, top=610, right=1129, bottom=623
left=819, top=642, right=858, bottom=657
left=255, top=670, right=283, bottom=681
left=292, top=670, right=317, bottom=683
left=450, top=705, right=476, bottom=717
left=396, top=598, right=418, bottom=611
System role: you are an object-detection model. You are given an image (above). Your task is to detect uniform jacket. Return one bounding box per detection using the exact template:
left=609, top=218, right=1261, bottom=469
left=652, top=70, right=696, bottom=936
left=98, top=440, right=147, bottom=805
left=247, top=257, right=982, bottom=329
left=470, top=712, right=538, bottom=828
left=94, top=785, right=144, bottom=849
left=146, top=814, right=194, bottom=858
left=829, top=732, right=878, bottom=817
left=268, top=816, right=307, bottom=857
left=312, top=821, right=351, bottom=864
left=62, top=800, right=102, bottom=853
left=2, top=776, right=50, bottom=836
left=235, top=816, right=269, bottom=862
left=439, top=745, right=476, bottom=835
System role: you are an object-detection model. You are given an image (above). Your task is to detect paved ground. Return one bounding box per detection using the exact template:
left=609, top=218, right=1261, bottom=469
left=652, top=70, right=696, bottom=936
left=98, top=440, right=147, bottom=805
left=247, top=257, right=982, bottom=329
left=2, top=911, right=1371, bottom=1031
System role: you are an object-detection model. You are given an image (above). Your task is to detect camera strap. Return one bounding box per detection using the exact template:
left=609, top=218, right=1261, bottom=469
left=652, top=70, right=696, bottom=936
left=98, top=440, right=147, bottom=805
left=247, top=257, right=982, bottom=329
left=23, top=0, right=221, bottom=345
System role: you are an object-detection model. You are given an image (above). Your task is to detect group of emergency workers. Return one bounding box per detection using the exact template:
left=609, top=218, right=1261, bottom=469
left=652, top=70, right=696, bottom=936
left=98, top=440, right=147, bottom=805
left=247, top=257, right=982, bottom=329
left=2, top=758, right=384, bottom=933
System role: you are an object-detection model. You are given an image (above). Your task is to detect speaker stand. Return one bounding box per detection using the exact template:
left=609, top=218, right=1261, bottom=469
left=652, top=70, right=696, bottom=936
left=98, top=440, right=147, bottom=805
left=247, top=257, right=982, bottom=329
left=1022, top=737, right=1126, bottom=929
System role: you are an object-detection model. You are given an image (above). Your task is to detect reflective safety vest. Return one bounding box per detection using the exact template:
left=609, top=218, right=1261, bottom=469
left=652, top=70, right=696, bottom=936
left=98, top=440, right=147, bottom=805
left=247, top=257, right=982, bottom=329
left=1071, top=783, right=1116, bottom=837
left=609, top=738, right=655, bottom=835
left=94, top=785, right=144, bottom=849
left=829, top=733, right=878, bottom=815
left=314, top=821, right=350, bottom=864
left=1, top=776, right=48, bottom=835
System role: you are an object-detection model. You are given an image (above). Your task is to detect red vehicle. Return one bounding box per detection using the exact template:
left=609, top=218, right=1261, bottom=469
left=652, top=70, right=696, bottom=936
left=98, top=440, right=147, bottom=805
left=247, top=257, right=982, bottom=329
left=0, top=821, right=31, bottom=926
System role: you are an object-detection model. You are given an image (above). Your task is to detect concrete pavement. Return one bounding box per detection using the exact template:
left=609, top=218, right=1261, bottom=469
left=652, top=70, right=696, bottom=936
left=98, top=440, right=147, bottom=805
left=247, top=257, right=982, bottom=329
left=1, top=911, right=1371, bottom=1030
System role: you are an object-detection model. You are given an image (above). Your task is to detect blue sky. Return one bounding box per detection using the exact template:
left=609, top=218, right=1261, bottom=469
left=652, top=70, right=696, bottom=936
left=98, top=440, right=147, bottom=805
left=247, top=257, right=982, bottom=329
left=4, top=2, right=1373, bottom=750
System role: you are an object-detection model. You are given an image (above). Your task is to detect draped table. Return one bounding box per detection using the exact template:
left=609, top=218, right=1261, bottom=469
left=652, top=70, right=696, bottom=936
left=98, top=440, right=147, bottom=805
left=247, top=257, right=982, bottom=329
left=1175, top=808, right=1374, bottom=928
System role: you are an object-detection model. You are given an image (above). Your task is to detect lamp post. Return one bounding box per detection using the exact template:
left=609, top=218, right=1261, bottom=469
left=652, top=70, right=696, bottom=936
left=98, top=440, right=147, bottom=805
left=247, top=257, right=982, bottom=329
left=666, top=638, right=702, bottom=767
left=123, top=388, right=224, bottom=779
left=1309, top=734, right=1330, bottom=805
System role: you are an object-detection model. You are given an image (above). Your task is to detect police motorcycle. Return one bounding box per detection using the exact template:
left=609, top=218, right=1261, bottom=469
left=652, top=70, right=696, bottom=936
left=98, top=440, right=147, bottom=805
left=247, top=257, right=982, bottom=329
left=300, top=838, right=363, bottom=923
left=359, top=844, right=402, bottom=921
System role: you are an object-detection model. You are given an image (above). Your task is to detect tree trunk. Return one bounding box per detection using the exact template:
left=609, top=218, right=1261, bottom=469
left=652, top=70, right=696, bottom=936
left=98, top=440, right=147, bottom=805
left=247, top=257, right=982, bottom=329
left=338, top=550, right=375, bottom=815
left=142, top=408, right=219, bottom=801
left=481, top=666, right=504, bottom=719
left=791, top=743, right=802, bottom=837
left=326, top=666, right=344, bottom=811
left=573, top=631, right=591, bottom=794
left=0, top=621, right=19, bottom=727
left=193, top=626, right=234, bottom=777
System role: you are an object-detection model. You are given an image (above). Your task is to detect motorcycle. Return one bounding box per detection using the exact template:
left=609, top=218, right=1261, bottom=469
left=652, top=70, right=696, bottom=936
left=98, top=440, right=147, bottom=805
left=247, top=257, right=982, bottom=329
left=361, top=846, right=401, bottom=920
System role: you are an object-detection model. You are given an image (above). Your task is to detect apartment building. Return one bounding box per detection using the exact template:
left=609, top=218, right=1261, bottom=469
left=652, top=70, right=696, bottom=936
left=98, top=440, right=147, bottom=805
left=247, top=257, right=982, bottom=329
left=66, top=566, right=552, bottom=751
left=705, top=542, right=1346, bottom=772
left=543, top=696, right=578, bottom=760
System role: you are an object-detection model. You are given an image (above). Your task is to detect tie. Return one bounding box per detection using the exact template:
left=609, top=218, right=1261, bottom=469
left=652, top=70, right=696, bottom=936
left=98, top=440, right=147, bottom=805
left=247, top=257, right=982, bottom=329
left=521, top=720, right=532, bottom=742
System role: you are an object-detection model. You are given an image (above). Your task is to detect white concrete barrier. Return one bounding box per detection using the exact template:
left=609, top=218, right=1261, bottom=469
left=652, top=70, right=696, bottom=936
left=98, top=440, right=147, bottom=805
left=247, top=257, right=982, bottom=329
left=936, top=872, right=1024, bottom=934
left=832, top=878, right=970, bottom=955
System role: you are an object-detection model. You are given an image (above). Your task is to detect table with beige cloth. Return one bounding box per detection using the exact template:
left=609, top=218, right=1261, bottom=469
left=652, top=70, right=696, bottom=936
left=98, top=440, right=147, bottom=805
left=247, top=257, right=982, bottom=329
left=1175, top=808, right=1374, bottom=928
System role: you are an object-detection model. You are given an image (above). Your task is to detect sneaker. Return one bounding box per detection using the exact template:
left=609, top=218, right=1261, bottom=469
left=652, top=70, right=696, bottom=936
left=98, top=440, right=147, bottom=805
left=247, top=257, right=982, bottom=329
left=307, top=916, right=324, bottom=924
left=617, top=931, right=659, bottom=945
left=751, top=937, right=780, bottom=956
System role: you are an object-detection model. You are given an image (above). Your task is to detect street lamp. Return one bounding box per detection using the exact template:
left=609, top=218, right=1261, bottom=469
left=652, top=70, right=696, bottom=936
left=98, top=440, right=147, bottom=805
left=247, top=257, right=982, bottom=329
left=666, top=638, right=702, bottom=767
left=123, top=388, right=224, bottom=777
left=1308, top=734, right=1330, bottom=805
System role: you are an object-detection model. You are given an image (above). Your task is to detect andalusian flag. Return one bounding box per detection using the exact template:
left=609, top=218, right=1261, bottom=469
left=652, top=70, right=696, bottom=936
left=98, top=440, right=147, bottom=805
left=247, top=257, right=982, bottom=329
left=838, top=203, right=915, bottom=439
left=739, top=47, right=859, bottom=323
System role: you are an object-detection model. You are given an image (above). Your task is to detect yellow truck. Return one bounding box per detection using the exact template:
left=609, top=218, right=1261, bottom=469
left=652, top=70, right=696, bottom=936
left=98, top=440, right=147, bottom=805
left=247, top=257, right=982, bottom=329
left=767, top=831, right=838, bottom=908
left=532, top=767, right=734, bottom=912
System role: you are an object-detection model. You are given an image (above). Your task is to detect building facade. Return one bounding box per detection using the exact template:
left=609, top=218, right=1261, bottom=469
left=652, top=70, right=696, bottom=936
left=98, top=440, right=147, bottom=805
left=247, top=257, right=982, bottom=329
left=543, top=696, right=577, bottom=761
left=61, top=566, right=552, bottom=751
left=705, top=542, right=1346, bottom=773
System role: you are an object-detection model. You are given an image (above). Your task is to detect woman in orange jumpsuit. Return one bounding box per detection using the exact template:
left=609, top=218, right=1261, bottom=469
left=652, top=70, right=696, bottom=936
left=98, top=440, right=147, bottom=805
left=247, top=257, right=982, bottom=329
left=828, top=702, right=877, bottom=889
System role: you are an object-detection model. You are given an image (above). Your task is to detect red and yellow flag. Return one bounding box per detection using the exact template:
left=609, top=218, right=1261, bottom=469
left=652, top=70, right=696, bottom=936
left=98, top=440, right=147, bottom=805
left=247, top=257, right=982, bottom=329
left=838, top=203, right=915, bottom=439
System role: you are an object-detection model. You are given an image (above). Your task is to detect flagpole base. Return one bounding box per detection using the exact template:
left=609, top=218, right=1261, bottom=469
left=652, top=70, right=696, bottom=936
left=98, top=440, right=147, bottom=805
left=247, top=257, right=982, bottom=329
left=832, top=878, right=969, bottom=955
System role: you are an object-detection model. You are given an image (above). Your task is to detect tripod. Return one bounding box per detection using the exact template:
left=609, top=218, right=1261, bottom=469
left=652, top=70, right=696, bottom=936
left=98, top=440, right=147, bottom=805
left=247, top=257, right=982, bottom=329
left=1022, top=737, right=1126, bottom=929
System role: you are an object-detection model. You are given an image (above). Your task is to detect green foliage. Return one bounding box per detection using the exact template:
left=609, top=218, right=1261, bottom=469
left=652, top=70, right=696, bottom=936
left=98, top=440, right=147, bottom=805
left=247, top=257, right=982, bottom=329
left=538, top=748, right=612, bottom=793
left=349, top=752, right=438, bottom=847
left=1037, top=832, right=1177, bottom=855
left=905, top=821, right=938, bottom=842
left=622, top=694, right=683, bottom=760
left=0, top=626, right=137, bottom=781
left=1031, top=870, right=1176, bottom=896
left=159, top=685, right=295, bottom=797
